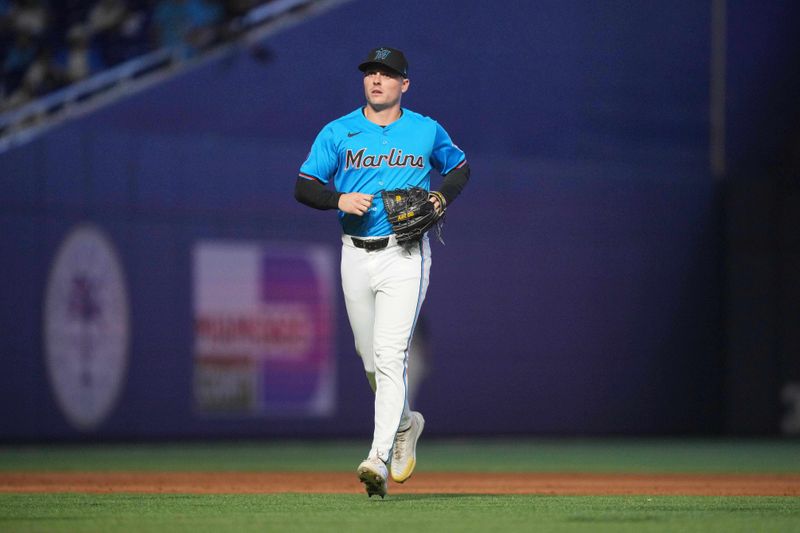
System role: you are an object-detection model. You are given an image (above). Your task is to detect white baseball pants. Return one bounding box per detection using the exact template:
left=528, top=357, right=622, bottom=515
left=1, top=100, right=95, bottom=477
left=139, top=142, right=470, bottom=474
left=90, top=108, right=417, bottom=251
left=340, top=234, right=431, bottom=462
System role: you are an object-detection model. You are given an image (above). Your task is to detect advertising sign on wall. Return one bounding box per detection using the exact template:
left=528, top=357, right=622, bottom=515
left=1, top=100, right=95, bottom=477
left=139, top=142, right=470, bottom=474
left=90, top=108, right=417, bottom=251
left=192, top=241, right=336, bottom=417
left=43, top=223, right=131, bottom=431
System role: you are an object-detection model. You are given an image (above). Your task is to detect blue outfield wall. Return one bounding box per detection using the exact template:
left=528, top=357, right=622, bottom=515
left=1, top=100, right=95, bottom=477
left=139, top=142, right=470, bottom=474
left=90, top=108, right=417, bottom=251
left=4, top=0, right=793, bottom=440
left=0, top=138, right=720, bottom=440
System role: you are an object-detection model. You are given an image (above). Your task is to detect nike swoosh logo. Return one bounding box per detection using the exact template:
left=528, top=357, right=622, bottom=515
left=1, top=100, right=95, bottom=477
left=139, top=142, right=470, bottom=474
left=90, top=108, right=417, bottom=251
left=347, top=131, right=362, bottom=137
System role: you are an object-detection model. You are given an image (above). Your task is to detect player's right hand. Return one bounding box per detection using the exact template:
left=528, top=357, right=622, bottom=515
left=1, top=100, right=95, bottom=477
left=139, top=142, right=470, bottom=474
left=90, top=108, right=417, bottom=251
left=338, top=192, right=373, bottom=216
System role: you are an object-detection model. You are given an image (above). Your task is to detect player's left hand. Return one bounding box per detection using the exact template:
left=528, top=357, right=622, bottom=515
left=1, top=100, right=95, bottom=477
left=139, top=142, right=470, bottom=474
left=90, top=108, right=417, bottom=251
left=428, top=191, right=446, bottom=215
left=382, top=187, right=447, bottom=247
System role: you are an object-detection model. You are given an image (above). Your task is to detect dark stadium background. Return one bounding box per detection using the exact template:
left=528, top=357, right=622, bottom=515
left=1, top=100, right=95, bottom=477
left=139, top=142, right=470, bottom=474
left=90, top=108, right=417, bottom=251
left=1, top=0, right=798, bottom=441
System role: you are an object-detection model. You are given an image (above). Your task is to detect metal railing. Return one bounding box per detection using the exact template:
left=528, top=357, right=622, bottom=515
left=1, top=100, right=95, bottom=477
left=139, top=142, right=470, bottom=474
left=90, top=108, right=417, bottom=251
left=0, top=0, right=352, bottom=154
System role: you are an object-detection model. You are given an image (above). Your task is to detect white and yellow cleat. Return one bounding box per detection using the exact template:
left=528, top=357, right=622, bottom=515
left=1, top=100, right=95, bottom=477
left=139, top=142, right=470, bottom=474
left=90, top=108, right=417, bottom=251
left=357, top=456, right=388, bottom=498
left=390, top=411, right=425, bottom=483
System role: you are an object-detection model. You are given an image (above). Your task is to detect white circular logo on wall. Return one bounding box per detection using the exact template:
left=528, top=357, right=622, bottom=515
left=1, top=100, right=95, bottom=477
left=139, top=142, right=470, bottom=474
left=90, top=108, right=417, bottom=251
left=43, top=224, right=130, bottom=430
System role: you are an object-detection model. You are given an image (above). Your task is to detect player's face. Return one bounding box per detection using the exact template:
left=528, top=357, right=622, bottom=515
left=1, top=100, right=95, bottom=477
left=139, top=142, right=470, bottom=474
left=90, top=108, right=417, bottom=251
left=363, top=67, right=409, bottom=110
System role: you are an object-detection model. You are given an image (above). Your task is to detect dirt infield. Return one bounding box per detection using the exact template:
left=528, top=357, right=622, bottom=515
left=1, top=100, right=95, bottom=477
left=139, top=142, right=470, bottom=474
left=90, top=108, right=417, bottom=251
left=2, top=472, right=799, bottom=496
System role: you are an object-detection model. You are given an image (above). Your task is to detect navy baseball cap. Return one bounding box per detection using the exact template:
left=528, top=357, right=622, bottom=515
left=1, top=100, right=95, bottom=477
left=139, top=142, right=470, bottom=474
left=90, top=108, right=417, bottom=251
left=358, top=47, right=408, bottom=78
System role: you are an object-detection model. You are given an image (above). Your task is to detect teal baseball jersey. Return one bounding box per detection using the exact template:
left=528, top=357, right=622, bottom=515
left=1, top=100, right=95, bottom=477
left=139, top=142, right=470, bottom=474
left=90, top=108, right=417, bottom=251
left=299, top=107, right=466, bottom=237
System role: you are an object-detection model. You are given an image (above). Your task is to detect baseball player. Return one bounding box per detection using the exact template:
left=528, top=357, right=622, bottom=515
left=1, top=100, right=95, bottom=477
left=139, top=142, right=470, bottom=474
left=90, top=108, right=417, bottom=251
left=294, top=46, right=470, bottom=498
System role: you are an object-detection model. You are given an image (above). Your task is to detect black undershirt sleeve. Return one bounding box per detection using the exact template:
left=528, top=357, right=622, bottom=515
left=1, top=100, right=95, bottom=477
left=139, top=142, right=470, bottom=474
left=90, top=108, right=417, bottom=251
left=294, top=176, right=342, bottom=210
left=437, top=162, right=471, bottom=206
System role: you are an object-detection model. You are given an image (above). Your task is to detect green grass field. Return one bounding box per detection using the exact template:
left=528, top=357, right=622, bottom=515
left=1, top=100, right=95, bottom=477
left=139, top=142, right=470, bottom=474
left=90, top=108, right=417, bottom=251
left=1, top=439, right=799, bottom=532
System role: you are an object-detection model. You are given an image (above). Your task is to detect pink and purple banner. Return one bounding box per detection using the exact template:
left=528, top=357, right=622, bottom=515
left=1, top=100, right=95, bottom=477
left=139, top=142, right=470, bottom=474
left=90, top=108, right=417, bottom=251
left=192, top=241, right=336, bottom=417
